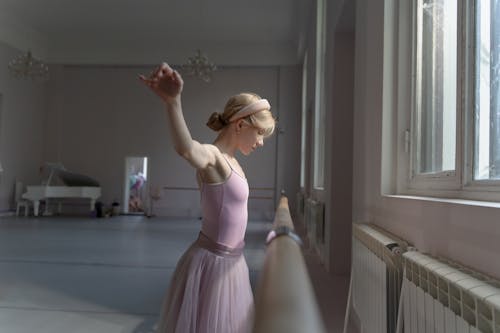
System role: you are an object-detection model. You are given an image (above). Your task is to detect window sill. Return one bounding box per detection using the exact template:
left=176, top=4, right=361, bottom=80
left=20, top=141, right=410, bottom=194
left=383, top=194, right=500, bottom=209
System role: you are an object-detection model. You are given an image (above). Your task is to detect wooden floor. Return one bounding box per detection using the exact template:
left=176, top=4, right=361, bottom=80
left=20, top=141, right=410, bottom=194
left=0, top=215, right=349, bottom=332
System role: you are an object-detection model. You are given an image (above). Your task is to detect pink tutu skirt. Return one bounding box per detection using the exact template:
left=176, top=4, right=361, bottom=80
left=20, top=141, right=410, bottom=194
left=156, top=232, right=254, bottom=333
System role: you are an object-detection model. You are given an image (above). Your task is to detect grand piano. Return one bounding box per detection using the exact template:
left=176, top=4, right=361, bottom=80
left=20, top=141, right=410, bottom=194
left=22, top=163, right=102, bottom=216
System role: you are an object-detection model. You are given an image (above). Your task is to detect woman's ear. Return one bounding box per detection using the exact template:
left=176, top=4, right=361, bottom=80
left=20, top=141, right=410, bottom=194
left=235, top=119, right=244, bottom=133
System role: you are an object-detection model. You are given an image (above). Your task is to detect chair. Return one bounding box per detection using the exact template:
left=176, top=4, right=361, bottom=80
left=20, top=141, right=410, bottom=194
left=15, top=181, right=30, bottom=217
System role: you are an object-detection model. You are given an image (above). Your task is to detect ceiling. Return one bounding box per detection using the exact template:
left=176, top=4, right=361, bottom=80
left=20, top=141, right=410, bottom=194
left=0, top=0, right=312, bottom=66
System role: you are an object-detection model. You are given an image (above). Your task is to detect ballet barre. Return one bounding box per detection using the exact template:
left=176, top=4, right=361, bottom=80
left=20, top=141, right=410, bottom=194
left=253, top=194, right=326, bottom=333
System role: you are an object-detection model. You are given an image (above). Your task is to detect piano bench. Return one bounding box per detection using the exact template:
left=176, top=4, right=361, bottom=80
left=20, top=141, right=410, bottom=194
left=16, top=200, right=30, bottom=217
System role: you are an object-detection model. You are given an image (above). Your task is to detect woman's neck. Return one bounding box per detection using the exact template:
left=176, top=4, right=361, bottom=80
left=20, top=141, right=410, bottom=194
left=213, top=132, right=238, bottom=157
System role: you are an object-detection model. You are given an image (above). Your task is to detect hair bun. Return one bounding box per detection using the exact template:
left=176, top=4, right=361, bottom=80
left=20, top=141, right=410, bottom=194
left=206, top=112, right=228, bottom=131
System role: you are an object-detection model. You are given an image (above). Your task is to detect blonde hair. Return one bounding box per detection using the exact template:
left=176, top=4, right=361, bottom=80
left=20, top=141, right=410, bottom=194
left=207, top=92, right=276, bottom=137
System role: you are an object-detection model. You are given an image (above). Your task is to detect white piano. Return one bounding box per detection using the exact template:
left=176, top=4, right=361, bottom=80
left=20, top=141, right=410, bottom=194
left=22, top=186, right=102, bottom=216
left=22, top=163, right=102, bottom=217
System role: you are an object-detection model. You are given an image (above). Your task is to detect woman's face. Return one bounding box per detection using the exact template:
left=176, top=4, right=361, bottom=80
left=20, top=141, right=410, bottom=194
left=237, top=121, right=265, bottom=156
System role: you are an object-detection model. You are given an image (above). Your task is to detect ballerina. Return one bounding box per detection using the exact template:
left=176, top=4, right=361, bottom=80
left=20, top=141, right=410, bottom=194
left=139, top=62, right=276, bottom=333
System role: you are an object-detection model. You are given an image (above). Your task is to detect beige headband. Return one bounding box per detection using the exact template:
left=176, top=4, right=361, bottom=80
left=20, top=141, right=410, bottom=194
left=229, top=99, right=271, bottom=122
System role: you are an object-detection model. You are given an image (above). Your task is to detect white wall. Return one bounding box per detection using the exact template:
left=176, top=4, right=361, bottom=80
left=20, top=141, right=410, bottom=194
left=0, top=42, right=47, bottom=211
left=45, top=65, right=301, bottom=220
left=352, top=0, right=500, bottom=279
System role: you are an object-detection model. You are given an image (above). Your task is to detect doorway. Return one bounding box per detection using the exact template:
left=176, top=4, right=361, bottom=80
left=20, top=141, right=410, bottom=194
left=123, top=156, right=148, bottom=215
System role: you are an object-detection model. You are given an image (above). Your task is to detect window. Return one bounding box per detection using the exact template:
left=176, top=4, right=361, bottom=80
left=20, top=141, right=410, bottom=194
left=473, top=0, right=500, bottom=181
left=413, top=0, right=457, bottom=176
left=314, top=0, right=327, bottom=189
left=401, top=0, right=500, bottom=200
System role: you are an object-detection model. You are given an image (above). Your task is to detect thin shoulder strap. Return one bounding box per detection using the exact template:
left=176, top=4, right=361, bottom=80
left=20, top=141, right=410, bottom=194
left=220, top=154, right=235, bottom=171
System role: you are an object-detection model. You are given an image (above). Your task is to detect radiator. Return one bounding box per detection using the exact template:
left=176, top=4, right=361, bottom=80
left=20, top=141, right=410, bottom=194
left=304, top=198, right=325, bottom=244
left=347, top=224, right=408, bottom=333
left=400, top=251, right=500, bottom=333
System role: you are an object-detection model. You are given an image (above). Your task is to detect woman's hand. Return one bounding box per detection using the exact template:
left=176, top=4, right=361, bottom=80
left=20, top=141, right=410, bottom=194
left=139, top=62, right=184, bottom=103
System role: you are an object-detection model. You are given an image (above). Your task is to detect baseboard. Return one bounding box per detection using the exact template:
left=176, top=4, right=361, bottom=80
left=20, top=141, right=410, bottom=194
left=0, top=210, right=16, bottom=217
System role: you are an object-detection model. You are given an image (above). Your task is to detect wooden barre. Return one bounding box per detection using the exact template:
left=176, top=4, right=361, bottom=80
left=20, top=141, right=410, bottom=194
left=253, top=195, right=326, bottom=333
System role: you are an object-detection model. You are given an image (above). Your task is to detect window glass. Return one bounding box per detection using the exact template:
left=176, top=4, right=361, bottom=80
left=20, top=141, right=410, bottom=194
left=474, top=0, right=500, bottom=180
left=415, top=0, right=457, bottom=174
left=314, top=0, right=326, bottom=188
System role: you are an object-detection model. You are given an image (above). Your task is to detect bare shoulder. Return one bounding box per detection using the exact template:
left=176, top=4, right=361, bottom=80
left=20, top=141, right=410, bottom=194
left=202, top=143, right=220, bottom=154
left=197, top=144, right=231, bottom=183
left=200, top=144, right=222, bottom=163
left=204, top=144, right=229, bottom=167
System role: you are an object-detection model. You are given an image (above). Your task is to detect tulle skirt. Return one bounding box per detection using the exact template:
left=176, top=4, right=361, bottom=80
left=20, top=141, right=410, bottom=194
left=156, top=232, right=254, bottom=333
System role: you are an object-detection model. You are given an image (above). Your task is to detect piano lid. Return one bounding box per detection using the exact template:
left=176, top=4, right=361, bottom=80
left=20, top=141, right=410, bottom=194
left=42, top=162, right=100, bottom=187
left=42, top=162, right=66, bottom=186
left=58, top=170, right=100, bottom=187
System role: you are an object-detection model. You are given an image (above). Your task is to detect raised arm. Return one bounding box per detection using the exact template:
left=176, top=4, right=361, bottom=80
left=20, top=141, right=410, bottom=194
left=139, top=63, right=216, bottom=170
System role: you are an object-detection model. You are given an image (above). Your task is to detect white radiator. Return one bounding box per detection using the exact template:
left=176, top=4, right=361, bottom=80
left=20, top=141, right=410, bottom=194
left=346, top=224, right=408, bottom=333
left=400, top=251, right=500, bottom=333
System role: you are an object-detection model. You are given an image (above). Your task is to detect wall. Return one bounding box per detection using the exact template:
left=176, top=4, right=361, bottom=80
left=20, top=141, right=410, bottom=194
left=276, top=67, right=302, bottom=215
left=0, top=42, right=47, bottom=211
left=45, top=65, right=301, bottom=220
left=326, top=30, right=355, bottom=276
left=298, top=0, right=500, bottom=280
left=300, top=0, right=354, bottom=274
left=352, top=0, right=500, bottom=279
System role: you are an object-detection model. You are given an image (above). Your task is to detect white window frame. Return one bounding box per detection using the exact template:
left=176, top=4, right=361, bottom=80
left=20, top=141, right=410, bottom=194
left=461, top=0, right=500, bottom=199
left=396, top=0, right=500, bottom=202
left=313, top=0, right=327, bottom=190
left=407, top=0, right=462, bottom=192
left=300, top=52, right=308, bottom=189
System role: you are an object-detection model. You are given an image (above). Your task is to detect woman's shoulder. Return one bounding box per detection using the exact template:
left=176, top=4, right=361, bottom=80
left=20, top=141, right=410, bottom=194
left=200, top=143, right=228, bottom=167
left=198, top=144, right=232, bottom=183
left=202, top=143, right=219, bottom=151
left=202, top=143, right=223, bottom=158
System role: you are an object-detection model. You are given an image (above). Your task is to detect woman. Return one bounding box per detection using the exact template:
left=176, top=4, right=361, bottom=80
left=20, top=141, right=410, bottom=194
left=139, top=62, right=275, bottom=332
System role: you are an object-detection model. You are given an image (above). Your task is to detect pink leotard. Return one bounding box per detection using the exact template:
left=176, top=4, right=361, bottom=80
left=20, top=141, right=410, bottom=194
left=157, top=157, right=253, bottom=333
left=200, top=157, right=249, bottom=249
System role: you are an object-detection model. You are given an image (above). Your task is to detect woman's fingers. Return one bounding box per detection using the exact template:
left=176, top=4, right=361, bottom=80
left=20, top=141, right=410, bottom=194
left=140, top=62, right=177, bottom=81
left=139, top=62, right=183, bottom=101
left=142, top=63, right=169, bottom=81
left=138, top=74, right=150, bottom=82
left=138, top=74, right=156, bottom=87
left=155, top=63, right=174, bottom=80
left=172, top=70, right=184, bottom=85
left=159, top=62, right=172, bottom=74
